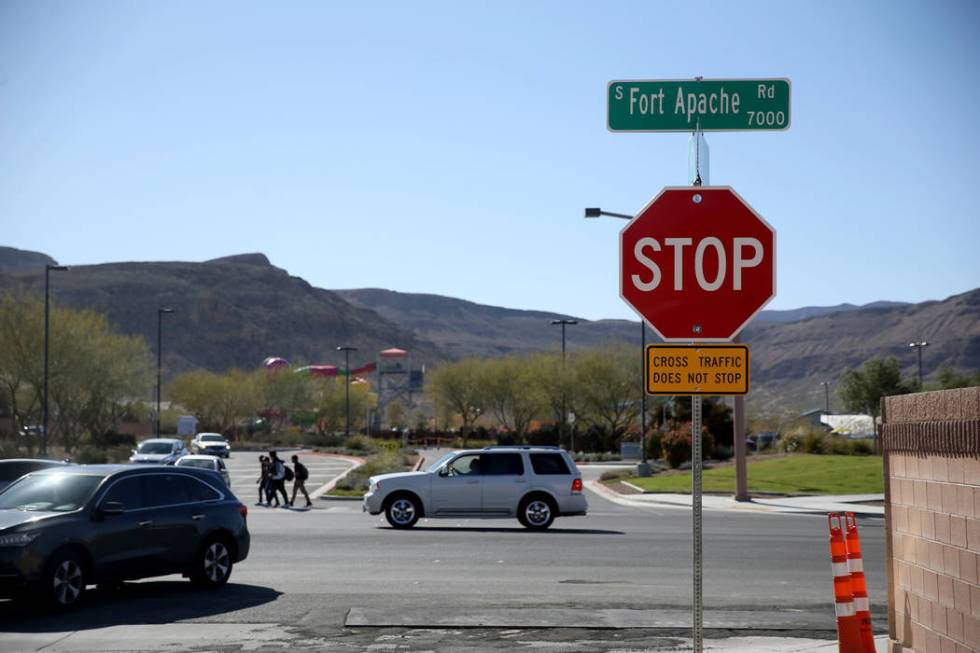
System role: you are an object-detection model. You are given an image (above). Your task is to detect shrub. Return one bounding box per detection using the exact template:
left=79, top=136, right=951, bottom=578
left=851, top=439, right=874, bottom=455
left=645, top=430, right=664, bottom=460
left=827, top=435, right=854, bottom=456
left=344, top=435, right=370, bottom=452
left=801, top=432, right=827, bottom=454
left=75, top=446, right=107, bottom=464
left=662, top=427, right=715, bottom=469
left=712, top=445, right=733, bottom=461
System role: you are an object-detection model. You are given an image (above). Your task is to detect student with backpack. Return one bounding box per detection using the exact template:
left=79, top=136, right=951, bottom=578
left=267, top=450, right=289, bottom=507
left=290, top=454, right=312, bottom=508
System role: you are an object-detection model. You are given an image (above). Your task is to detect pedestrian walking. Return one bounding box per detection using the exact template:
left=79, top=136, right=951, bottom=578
left=256, top=455, right=269, bottom=505
left=290, top=454, right=313, bottom=508
left=268, top=451, right=289, bottom=507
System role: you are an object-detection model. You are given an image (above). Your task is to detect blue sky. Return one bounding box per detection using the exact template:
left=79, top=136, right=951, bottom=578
left=1, top=1, right=978, bottom=321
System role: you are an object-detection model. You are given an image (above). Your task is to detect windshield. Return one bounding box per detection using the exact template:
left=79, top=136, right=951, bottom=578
left=425, top=452, right=457, bottom=472
left=200, top=435, right=225, bottom=442
left=177, top=458, right=213, bottom=469
left=138, top=442, right=176, bottom=454
left=0, top=473, right=102, bottom=512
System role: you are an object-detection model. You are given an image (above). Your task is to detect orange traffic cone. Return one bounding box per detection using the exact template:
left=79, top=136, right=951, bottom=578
left=844, top=512, right=875, bottom=653
left=828, top=513, right=863, bottom=653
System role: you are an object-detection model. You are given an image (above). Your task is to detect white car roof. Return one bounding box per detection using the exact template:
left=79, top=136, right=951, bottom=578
left=177, top=455, right=221, bottom=461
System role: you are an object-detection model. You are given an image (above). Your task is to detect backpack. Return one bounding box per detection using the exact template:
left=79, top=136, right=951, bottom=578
left=295, top=462, right=309, bottom=481
left=284, top=465, right=294, bottom=482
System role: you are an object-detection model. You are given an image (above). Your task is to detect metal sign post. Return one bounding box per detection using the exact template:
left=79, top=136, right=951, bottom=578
left=691, top=394, right=704, bottom=652
left=690, top=129, right=706, bottom=653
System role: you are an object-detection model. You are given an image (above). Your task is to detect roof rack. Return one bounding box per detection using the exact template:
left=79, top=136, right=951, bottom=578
left=481, top=445, right=562, bottom=451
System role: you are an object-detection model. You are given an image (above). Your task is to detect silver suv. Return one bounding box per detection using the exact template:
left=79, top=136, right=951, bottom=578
left=363, top=446, right=587, bottom=530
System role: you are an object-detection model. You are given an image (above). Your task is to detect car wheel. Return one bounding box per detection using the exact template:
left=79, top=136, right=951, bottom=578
left=518, top=496, right=556, bottom=530
left=190, top=537, right=234, bottom=588
left=39, top=549, right=87, bottom=610
left=385, top=495, right=420, bottom=529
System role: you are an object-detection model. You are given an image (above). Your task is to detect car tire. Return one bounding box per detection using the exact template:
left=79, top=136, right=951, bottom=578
left=518, top=495, right=556, bottom=530
left=38, top=549, right=87, bottom=611
left=190, top=536, right=234, bottom=589
left=384, top=494, right=420, bottom=529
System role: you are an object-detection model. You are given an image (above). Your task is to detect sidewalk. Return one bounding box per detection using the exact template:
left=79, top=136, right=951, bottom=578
left=587, top=477, right=884, bottom=517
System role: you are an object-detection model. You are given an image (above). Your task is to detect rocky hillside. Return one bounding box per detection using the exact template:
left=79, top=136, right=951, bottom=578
left=338, top=287, right=980, bottom=414
left=0, top=246, right=57, bottom=275
left=0, top=253, right=444, bottom=378
left=2, top=247, right=976, bottom=415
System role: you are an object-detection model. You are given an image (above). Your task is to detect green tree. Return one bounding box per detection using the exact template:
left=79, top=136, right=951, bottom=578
left=838, top=356, right=914, bottom=443
left=426, top=359, right=485, bottom=447
left=483, top=357, right=541, bottom=439
left=935, top=367, right=980, bottom=390
left=528, top=352, right=578, bottom=448
left=259, top=368, right=313, bottom=431
left=572, top=345, right=640, bottom=449
left=0, top=295, right=152, bottom=453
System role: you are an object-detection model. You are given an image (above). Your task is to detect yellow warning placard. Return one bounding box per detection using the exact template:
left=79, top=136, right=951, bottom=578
left=645, top=344, right=749, bottom=396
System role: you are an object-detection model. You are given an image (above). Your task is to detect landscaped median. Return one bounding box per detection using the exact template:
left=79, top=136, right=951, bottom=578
left=322, top=443, right=420, bottom=498
left=605, top=454, right=884, bottom=496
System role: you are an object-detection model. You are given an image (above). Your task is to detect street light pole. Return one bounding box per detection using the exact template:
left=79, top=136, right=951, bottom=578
left=821, top=381, right=831, bottom=414
left=909, top=341, right=929, bottom=389
left=337, top=346, right=358, bottom=438
left=42, top=264, right=68, bottom=456
left=550, top=319, right=577, bottom=453
left=585, top=208, right=655, bottom=477
left=156, top=307, right=175, bottom=437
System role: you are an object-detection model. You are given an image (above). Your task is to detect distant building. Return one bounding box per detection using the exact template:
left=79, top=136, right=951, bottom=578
left=820, top=414, right=875, bottom=439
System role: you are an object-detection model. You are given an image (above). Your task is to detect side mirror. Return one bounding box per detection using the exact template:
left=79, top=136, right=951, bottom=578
left=131, top=449, right=137, bottom=455
left=99, top=501, right=125, bottom=516
left=438, top=467, right=449, bottom=477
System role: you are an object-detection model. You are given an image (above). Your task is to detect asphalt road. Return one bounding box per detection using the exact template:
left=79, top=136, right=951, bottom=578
left=0, top=451, right=888, bottom=652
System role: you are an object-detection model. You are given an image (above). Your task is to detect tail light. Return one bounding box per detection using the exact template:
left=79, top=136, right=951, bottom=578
left=571, top=478, right=583, bottom=493
left=239, top=504, right=248, bottom=519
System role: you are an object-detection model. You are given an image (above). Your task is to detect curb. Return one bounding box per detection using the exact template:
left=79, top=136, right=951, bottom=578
left=308, top=454, right=365, bottom=500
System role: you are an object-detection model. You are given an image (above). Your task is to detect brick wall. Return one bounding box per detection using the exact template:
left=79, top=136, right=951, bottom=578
left=882, top=388, right=980, bottom=653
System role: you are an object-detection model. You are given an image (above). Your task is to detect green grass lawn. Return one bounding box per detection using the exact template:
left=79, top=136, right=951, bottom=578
left=623, top=454, right=883, bottom=496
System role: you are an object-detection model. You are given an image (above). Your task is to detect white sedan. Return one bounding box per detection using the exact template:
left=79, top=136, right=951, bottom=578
left=175, top=454, right=231, bottom=486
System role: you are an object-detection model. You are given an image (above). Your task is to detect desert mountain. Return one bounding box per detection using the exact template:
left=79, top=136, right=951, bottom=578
left=0, top=253, right=443, bottom=378
left=1, top=248, right=976, bottom=415
left=337, top=287, right=980, bottom=413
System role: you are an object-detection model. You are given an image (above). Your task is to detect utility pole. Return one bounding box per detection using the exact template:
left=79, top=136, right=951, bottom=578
left=42, top=264, right=68, bottom=456
left=337, top=346, right=358, bottom=437
left=551, top=319, right=576, bottom=453
left=821, top=381, right=831, bottom=414
left=156, top=307, right=175, bottom=437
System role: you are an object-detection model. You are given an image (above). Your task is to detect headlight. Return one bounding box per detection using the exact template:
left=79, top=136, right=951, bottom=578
left=0, top=532, right=39, bottom=547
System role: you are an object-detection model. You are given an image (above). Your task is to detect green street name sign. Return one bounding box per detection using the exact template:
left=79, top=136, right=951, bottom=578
left=607, top=78, right=791, bottom=132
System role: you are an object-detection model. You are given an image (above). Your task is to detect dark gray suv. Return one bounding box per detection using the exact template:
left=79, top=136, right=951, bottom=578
left=0, top=465, right=250, bottom=610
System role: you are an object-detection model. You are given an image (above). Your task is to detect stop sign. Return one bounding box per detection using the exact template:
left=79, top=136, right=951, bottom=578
left=620, top=186, right=775, bottom=342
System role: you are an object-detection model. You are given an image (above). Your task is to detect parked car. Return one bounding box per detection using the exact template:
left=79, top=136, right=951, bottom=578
left=190, top=433, right=231, bottom=458
left=0, top=459, right=71, bottom=493
left=129, top=438, right=188, bottom=465
left=0, top=464, right=249, bottom=610
left=176, top=455, right=231, bottom=486
left=363, top=446, right=587, bottom=530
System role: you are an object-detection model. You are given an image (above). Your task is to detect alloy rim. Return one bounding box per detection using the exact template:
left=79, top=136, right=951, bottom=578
left=527, top=500, right=550, bottom=525
left=391, top=499, right=416, bottom=524
left=204, top=542, right=230, bottom=582
left=53, top=559, right=83, bottom=605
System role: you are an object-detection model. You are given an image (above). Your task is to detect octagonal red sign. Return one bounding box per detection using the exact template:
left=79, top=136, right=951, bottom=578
left=620, top=186, right=776, bottom=342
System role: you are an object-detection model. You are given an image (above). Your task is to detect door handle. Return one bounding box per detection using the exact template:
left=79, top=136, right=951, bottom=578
left=515, top=479, right=527, bottom=483
left=138, top=520, right=153, bottom=527
left=466, top=480, right=480, bottom=485
left=191, top=514, right=205, bottom=521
